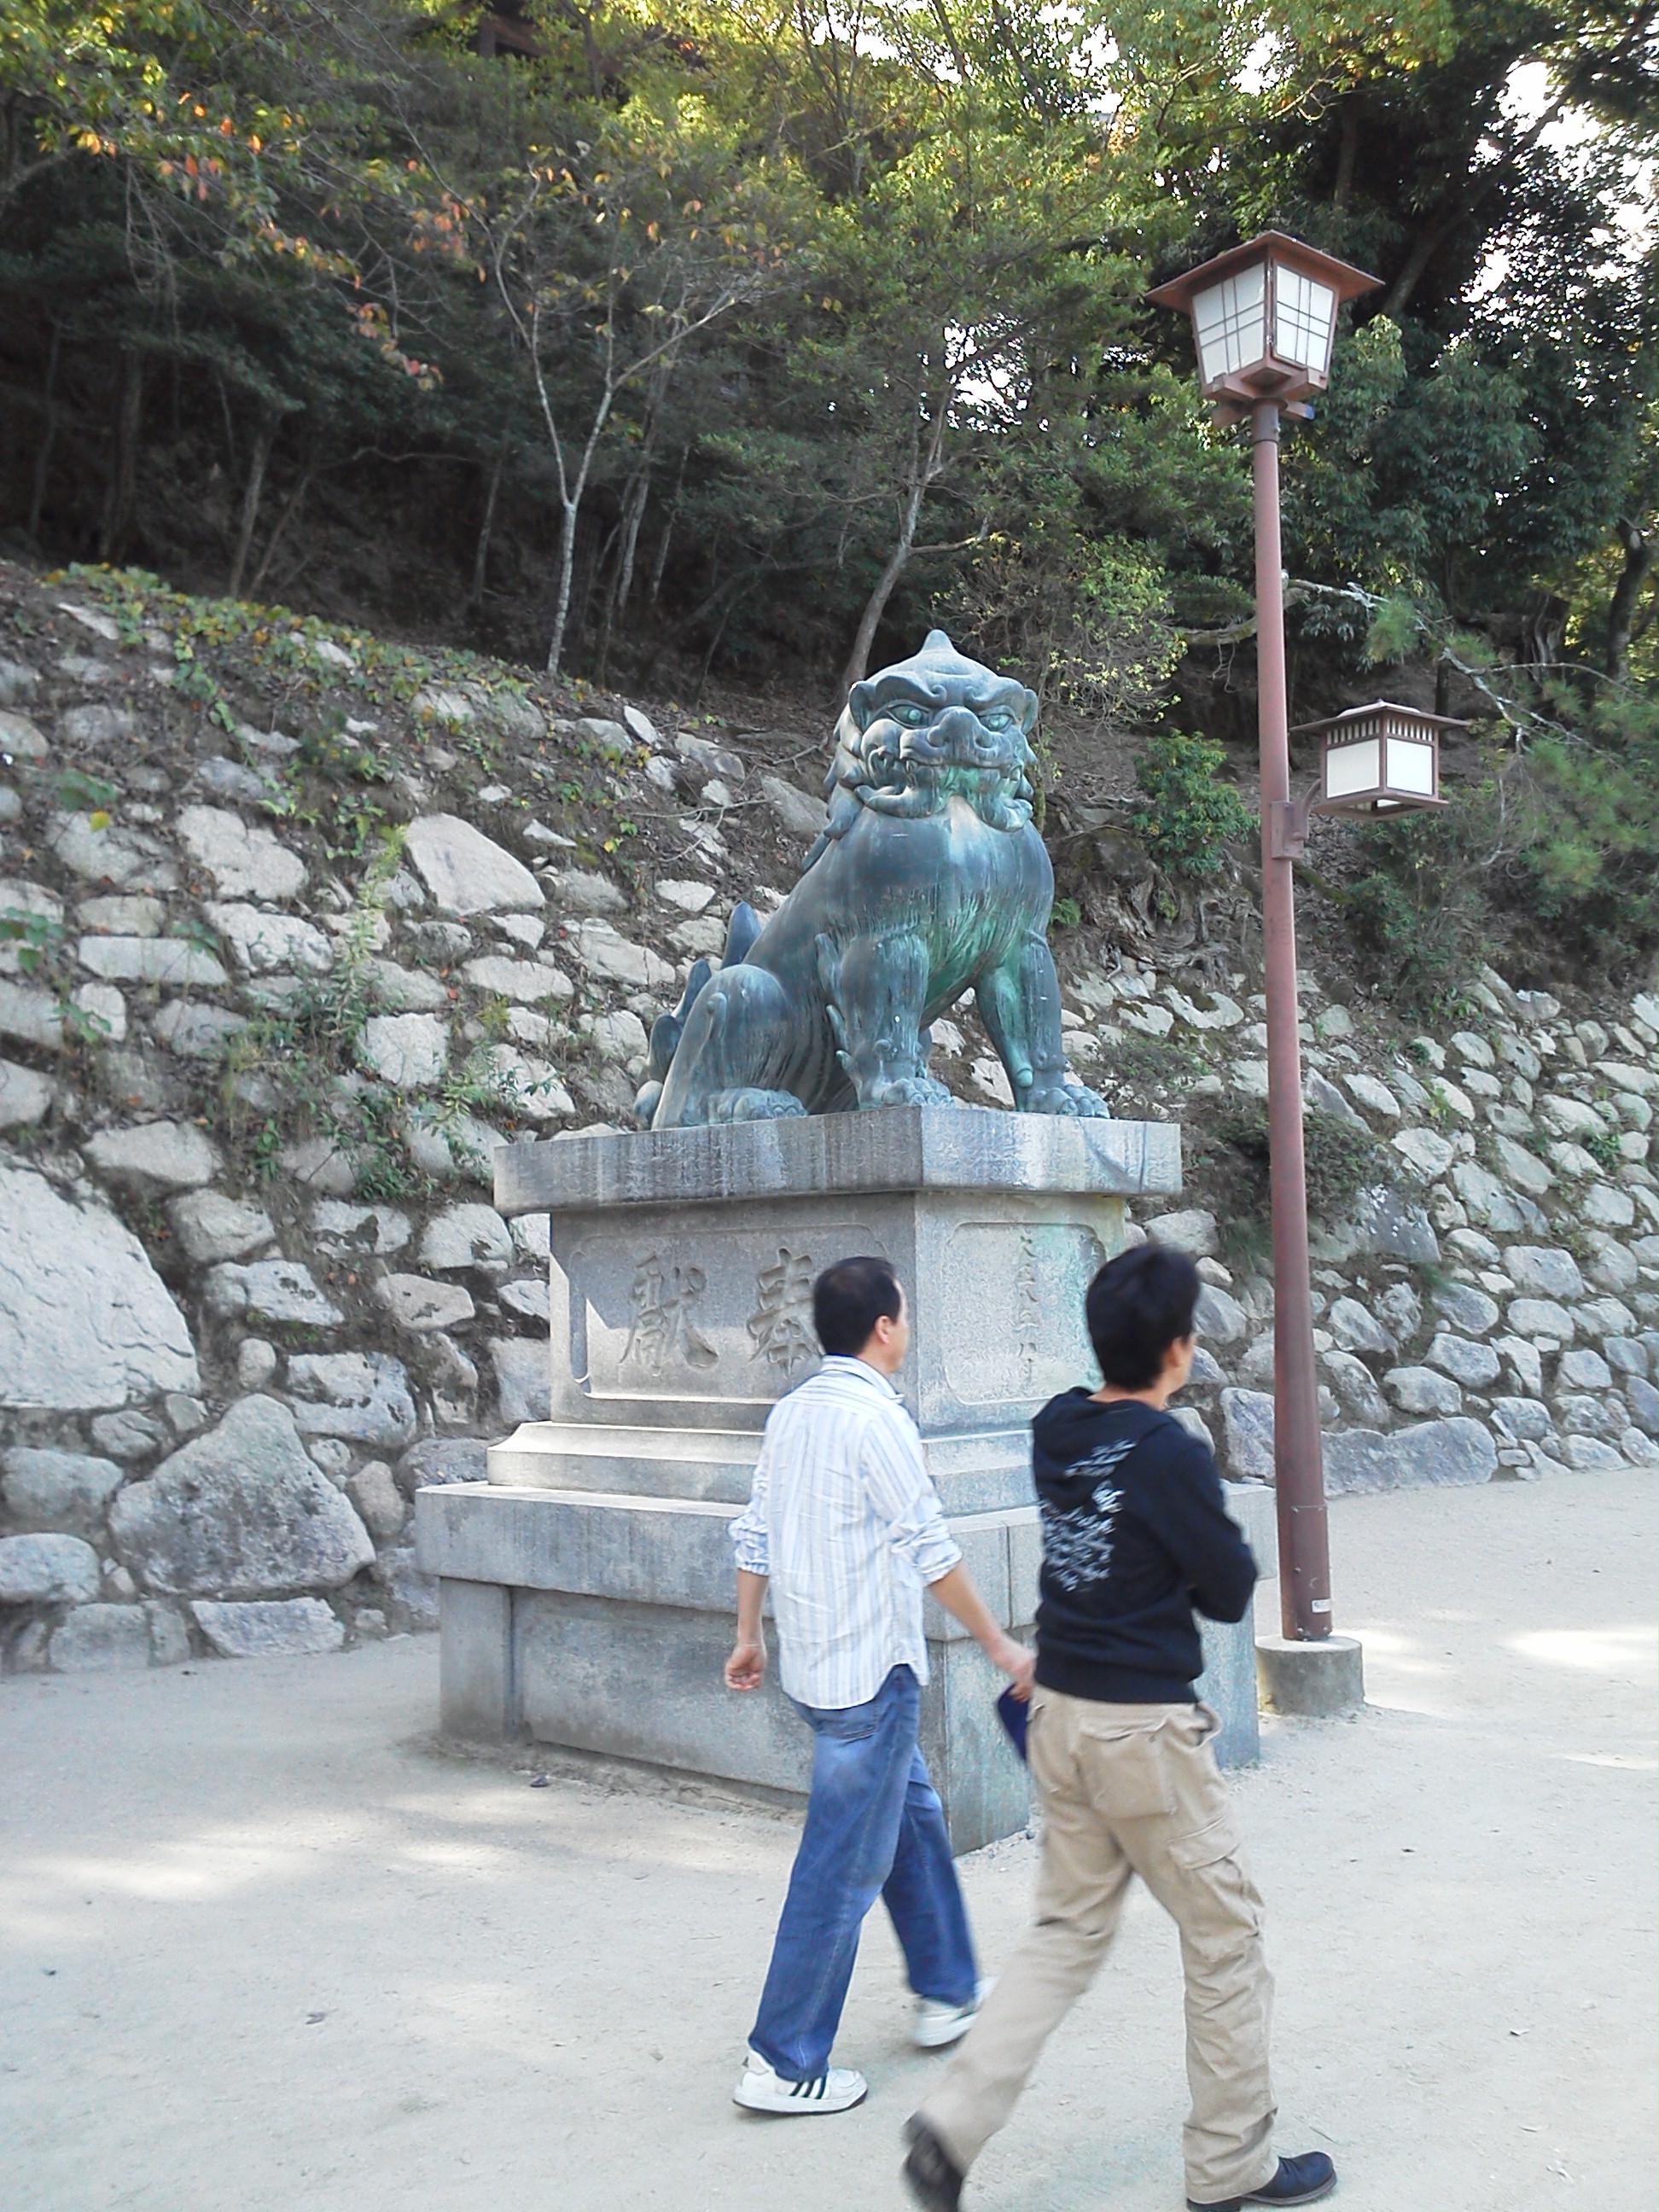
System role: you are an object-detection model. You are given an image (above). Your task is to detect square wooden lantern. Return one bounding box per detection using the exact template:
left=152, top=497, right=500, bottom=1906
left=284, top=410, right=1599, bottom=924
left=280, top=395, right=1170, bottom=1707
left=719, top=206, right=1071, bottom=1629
left=1147, top=233, right=1381, bottom=416
left=1293, top=701, right=1462, bottom=817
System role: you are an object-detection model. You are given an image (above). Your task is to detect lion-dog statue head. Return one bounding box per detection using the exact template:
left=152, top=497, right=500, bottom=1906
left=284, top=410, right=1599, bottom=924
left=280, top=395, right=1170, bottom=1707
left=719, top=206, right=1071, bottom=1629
left=808, top=629, right=1040, bottom=859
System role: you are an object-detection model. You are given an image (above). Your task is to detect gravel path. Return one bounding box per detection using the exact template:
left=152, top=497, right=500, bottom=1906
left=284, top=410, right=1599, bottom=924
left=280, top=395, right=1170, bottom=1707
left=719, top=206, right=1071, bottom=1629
left=3, top=1467, right=1653, bottom=2212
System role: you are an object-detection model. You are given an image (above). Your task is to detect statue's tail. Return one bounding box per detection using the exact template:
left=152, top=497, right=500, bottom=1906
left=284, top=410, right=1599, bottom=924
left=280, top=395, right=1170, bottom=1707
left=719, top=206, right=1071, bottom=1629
left=721, top=900, right=763, bottom=965
left=631, top=900, right=764, bottom=1126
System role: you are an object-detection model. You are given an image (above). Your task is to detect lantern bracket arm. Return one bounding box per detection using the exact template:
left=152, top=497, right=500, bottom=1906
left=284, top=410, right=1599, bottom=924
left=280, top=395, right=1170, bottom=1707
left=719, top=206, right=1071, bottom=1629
left=1267, top=780, right=1324, bottom=861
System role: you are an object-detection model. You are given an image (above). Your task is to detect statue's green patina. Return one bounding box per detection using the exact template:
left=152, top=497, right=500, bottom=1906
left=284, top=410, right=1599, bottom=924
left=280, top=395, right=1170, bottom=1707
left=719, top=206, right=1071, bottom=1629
left=635, top=631, right=1110, bottom=1126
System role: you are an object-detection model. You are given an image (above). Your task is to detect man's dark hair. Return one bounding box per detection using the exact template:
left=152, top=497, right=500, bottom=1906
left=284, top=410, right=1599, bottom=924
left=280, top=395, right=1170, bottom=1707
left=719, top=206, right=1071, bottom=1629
left=1085, top=1244, right=1201, bottom=1389
left=812, top=1256, right=904, bottom=1358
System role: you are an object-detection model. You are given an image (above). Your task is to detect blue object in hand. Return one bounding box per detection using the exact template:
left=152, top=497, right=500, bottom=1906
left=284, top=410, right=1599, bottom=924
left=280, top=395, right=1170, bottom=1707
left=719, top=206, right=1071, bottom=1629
left=995, top=1685, right=1028, bottom=1761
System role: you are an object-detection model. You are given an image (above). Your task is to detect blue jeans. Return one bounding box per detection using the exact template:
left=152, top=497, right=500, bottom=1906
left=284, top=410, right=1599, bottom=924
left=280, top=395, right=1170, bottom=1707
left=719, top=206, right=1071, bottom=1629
left=749, top=1665, right=978, bottom=2081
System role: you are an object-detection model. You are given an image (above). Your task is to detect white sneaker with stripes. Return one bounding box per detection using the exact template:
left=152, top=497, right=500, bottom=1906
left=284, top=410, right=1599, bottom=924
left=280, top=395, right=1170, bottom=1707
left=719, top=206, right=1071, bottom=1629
left=912, top=1977, right=993, bottom=2050
left=732, top=2048, right=868, bottom=2114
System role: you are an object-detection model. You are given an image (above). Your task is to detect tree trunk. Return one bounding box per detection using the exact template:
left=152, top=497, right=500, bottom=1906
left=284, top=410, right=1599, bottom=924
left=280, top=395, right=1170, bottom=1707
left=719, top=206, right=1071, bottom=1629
left=543, top=388, right=616, bottom=677
left=619, top=359, right=675, bottom=613
left=1332, top=96, right=1359, bottom=211
left=841, top=397, right=949, bottom=696
left=26, top=320, right=61, bottom=541
left=1382, top=218, right=1455, bottom=322
left=97, top=352, right=143, bottom=562
left=597, top=453, right=655, bottom=682
left=227, top=416, right=276, bottom=597
left=248, top=454, right=317, bottom=595
left=841, top=523, right=921, bottom=697
left=547, top=498, right=580, bottom=676
left=648, top=451, right=687, bottom=606
left=1606, top=518, right=1656, bottom=678
left=597, top=360, right=677, bottom=681
left=693, top=598, right=734, bottom=703
left=613, top=446, right=655, bottom=614
left=469, top=417, right=511, bottom=610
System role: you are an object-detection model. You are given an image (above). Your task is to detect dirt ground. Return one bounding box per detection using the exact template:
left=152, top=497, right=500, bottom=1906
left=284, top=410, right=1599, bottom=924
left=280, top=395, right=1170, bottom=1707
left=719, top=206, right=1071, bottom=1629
left=3, top=1467, right=1654, bottom=2212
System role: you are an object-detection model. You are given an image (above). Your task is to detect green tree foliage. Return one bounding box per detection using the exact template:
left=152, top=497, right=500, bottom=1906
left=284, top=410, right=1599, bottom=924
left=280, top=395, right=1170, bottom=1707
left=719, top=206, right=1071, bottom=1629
left=0, top=0, right=1651, bottom=981
left=1509, top=690, right=1657, bottom=927
left=1343, top=801, right=1498, bottom=1015
left=472, top=94, right=804, bottom=672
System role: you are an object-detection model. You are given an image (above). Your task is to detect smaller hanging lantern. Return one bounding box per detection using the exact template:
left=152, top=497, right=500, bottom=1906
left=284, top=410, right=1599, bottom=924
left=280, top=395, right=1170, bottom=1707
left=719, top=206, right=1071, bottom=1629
left=1294, top=701, right=1461, bottom=817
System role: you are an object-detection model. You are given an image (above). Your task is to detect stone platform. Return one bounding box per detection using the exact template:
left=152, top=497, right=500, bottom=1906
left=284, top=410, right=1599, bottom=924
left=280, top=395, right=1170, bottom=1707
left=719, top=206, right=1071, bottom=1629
left=417, top=1106, right=1272, bottom=1850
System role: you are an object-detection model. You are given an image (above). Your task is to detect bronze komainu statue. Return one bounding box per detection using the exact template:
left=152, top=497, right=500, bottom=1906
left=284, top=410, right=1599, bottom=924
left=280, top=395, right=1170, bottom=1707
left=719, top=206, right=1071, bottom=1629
left=635, top=631, right=1110, bottom=1126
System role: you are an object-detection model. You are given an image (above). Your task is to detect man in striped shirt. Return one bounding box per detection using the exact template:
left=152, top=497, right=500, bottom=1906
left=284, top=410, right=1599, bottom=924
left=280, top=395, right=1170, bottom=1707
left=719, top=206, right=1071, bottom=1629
left=725, top=1255, right=1035, bottom=2116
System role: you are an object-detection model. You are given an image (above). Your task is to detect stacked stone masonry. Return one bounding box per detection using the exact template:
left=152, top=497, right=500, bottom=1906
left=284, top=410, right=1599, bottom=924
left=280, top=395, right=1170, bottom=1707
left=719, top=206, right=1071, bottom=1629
left=1, top=573, right=1655, bottom=1674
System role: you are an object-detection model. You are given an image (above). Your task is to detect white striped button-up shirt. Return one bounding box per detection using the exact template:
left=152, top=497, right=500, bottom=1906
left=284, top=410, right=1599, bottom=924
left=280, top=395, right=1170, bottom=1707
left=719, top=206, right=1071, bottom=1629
left=730, top=1356, right=962, bottom=1710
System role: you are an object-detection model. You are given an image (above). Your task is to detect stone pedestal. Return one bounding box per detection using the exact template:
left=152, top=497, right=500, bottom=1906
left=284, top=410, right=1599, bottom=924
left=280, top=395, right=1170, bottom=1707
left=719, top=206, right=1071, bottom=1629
left=1256, top=1632, right=1365, bottom=1717
left=418, top=1106, right=1270, bottom=1850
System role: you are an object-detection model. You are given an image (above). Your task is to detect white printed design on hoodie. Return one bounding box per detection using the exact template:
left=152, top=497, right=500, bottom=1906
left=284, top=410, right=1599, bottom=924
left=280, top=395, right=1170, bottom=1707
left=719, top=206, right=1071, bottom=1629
left=1039, top=1437, right=1138, bottom=1592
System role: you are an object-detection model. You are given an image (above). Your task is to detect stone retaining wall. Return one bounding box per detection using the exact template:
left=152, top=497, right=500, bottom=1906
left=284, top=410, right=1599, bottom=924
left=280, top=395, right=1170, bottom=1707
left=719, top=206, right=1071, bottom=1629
left=1, top=578, right=1653, bottom=1674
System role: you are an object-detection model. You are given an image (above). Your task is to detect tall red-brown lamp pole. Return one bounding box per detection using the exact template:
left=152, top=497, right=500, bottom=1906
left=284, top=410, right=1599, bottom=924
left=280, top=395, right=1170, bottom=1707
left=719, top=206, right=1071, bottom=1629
left=1149, top=236, right=1382, bottom=1700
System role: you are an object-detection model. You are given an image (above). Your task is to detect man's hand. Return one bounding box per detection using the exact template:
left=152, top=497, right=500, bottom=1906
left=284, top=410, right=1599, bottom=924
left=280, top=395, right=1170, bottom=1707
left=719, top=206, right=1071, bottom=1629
left=727, top=1569, right=769, bottom=1691
left=725, top=1638, right=766, bottom=1691
left=990, top=1633, right=1036, bottom=1700
left=928, top=1563, right=1037, bottom=1698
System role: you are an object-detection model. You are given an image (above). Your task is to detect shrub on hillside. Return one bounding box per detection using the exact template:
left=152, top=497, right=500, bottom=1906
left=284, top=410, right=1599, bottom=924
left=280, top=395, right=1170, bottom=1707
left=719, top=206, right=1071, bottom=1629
left=1128, top=732, right=1254, bottom=876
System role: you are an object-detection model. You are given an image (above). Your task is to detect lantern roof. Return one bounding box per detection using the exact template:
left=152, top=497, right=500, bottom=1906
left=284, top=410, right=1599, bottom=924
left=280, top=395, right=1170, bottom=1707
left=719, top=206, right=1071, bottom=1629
left=1289, top=701, right=1468, bottom=738
left=1147, top=232, right=1382, bottom=317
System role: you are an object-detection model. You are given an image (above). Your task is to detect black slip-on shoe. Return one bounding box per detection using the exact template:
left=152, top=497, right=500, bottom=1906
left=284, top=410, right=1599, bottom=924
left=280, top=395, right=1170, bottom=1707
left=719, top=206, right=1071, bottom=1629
left=902, top=2116, right=965, bottom=2211
left=1188, top=2151, right=1337, bottom=2210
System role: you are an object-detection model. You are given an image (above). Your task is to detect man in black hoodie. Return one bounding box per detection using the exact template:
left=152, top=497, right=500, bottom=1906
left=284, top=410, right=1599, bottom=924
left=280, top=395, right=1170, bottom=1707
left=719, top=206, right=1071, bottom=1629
left=902, top=1245, right=1337, bottom=2212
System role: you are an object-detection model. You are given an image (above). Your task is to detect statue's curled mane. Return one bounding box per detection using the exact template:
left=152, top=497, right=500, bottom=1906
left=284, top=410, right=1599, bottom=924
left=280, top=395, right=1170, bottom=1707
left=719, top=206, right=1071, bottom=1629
left=801, top=631, right=1039, bottom=870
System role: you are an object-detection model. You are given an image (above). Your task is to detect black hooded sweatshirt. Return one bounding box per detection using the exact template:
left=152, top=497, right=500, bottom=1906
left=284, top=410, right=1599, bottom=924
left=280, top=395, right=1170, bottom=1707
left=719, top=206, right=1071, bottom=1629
left=1032, top=1391, right=1259, bottom=1705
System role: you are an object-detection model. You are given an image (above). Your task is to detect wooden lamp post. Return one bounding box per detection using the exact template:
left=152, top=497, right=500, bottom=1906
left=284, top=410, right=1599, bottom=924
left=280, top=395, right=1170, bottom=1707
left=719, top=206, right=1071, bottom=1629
left=1148, top=235, right=1390, bottom=1681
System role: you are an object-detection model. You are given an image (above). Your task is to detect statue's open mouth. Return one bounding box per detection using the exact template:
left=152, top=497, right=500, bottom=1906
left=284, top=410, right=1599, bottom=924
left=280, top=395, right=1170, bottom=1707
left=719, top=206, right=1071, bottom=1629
left=857, top=754, right=1030, bottom=828
left=898, top=725, right=1021, bottom=772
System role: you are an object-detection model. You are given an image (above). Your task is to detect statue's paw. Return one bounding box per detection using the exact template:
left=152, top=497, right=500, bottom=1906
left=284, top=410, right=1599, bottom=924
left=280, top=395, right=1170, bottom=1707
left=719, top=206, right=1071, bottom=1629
left=707, top=1087, right=809, bottom=1123
left=1062, top=1080, right=1114, bottom=1120
left=861, top=1075, right=955, bottom=1109
left=632, top=1080, right=664, bottom=1128
left=1023, top=1078, right=1113, bottom=1120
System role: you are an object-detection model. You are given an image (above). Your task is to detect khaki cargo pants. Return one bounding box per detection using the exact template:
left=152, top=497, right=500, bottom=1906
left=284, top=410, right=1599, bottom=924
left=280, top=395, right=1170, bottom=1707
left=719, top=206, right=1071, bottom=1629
left=917, top=1689, right=1278, bottom=2206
